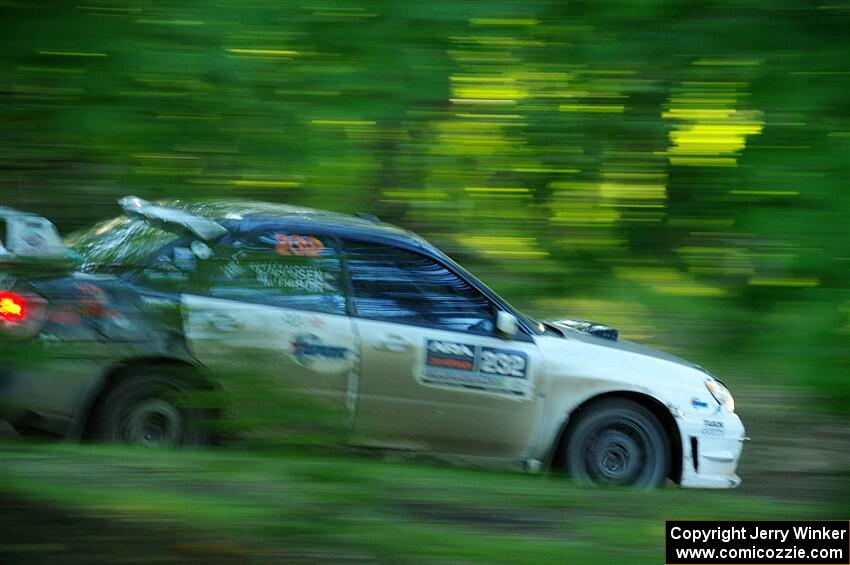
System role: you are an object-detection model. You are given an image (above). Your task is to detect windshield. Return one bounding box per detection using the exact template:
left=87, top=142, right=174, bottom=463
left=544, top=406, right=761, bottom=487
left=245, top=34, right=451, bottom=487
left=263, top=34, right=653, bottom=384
left=65, top=216, right=179, bottom=272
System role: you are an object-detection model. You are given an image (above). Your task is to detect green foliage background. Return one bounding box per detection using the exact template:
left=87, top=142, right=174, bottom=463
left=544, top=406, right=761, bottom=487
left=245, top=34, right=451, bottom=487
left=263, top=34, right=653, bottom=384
left=2, top=0, right=849, bottom=409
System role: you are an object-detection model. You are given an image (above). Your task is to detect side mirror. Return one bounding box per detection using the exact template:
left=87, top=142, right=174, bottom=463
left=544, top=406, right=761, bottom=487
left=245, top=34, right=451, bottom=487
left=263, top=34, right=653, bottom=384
left=495, top=311, right=519, bottom=339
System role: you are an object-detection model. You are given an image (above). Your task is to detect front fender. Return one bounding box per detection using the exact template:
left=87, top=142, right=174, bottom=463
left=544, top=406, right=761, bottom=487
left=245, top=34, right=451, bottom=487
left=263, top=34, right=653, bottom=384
left=531, top=376, right=668, bottom=463
left=530, top=334, right=706, bottom=463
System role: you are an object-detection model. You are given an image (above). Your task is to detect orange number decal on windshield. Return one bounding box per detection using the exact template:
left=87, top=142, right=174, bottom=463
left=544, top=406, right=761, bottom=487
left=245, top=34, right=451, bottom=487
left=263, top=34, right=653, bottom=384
left=276, top=234, right=324, bottom=257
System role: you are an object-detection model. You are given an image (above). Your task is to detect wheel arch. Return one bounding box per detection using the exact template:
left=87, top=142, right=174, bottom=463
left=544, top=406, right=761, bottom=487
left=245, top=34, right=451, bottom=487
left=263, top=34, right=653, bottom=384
left=547, top=390, right=683, bottom=484
left=75, top=356, right=215, bottom=440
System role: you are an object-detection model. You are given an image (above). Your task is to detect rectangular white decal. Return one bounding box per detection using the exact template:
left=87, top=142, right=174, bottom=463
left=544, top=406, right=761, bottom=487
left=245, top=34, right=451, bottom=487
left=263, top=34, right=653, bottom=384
left=422, top=339, right=531, bottom=397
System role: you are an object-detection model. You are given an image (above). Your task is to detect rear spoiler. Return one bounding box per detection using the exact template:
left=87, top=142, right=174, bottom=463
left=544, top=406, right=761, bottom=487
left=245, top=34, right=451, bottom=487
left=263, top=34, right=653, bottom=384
left=118, top=196, right=228, bottom=241
left=0, top=206, right=69, bottom=266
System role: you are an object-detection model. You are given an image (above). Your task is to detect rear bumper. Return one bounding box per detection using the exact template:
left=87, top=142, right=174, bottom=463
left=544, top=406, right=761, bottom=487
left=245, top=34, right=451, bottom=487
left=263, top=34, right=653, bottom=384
left=0, top=354, right=106, bottom=438
left=676, top=410, right=746, bottom=489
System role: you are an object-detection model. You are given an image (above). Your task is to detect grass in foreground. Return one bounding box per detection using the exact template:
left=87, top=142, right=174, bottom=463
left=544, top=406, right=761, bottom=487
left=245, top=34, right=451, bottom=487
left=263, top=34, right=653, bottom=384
left=0, top=441, right=839, bottom=564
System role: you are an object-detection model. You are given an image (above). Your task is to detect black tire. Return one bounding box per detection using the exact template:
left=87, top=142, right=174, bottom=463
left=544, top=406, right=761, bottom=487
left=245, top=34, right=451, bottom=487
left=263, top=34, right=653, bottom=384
left=562, top=398, right=670, bottom=488
left=94, top=369, right=211, bottom=447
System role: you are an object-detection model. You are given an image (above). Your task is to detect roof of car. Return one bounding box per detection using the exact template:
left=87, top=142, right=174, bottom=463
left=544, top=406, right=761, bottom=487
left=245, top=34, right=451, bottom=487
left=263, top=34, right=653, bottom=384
left=164, top=199, right=435, bottom=252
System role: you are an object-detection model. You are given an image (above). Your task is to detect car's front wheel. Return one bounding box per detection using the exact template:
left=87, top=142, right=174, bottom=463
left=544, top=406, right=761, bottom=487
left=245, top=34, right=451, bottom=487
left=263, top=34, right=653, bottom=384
left=563, top=398, right=670, bottom=488
left=94, top=369, right=211, bottom=447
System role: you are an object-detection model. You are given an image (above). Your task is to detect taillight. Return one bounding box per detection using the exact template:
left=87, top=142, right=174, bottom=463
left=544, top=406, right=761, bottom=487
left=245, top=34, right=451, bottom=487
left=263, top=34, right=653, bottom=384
left=0, top=292, right=26, bottom=320
left=0, top=290, right=47, bottom=339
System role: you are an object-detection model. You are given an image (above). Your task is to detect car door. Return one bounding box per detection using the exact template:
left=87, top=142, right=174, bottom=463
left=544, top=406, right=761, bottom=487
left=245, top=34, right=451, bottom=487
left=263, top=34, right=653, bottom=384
left=179, top=231, right=358, bottom=434
left=344, top=240, right=542, bottom=459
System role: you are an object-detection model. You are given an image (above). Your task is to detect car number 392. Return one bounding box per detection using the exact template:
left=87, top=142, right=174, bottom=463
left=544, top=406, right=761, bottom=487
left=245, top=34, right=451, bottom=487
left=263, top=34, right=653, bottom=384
left=480, top=350, right=527, bottom=378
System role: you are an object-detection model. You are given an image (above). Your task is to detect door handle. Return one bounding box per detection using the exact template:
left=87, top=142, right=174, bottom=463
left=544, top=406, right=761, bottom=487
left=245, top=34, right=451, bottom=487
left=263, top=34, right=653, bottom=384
left=206, top=313, right=241, bottom=332
left=375, top=334, right=412, bottom=352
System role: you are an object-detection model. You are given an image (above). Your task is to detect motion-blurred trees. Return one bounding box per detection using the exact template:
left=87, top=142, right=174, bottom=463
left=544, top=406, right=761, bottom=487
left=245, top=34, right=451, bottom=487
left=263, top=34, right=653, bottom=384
left=2, top=0, right=848, bottom=408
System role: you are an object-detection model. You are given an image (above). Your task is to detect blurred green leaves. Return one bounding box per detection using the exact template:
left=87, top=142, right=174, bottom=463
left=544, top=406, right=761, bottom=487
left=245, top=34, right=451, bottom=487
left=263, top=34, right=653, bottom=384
left=1, top=0, right=849, bottom=408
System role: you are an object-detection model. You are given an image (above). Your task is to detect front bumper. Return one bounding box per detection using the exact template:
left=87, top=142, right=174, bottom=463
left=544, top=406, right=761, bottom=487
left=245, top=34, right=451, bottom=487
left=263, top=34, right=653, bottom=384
left=676, top=409, right=746, bottom=489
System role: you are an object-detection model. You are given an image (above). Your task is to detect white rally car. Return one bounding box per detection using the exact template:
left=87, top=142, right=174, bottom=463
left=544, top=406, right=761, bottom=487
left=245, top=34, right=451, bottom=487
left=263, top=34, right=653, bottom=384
left=0, top=197, right=745, bottom=488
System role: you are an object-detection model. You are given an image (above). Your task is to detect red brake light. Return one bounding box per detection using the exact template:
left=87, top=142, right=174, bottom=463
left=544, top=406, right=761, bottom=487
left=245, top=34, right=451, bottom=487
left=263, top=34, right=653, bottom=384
left=0, top=292, right=26, bottom=320
left=0, top=290, right=46, bottom=339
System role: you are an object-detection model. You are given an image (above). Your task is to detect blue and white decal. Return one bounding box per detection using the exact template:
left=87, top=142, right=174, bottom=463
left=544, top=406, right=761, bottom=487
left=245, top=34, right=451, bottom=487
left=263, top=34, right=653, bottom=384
left=290, top=333, right=351, bottom=370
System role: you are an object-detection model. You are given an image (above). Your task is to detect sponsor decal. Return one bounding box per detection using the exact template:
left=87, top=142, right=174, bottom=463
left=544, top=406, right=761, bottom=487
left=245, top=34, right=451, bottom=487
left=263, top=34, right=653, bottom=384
left=422, top=339, right=531, bottom=397
left=275, top=234, right=325, bottom=257
left=691, top=397, right=709, bottom=409
left=701, top=419, right=725, bottom=437
left=291, top=333, right=349, bottom=368
left=426, top=339, right=475, bottom=371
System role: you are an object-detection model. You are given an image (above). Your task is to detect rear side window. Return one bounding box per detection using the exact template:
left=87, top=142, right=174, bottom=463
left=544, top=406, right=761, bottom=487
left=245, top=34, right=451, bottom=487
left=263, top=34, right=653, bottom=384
left=344, top=240, right=495, bottom=334
left=67, top=216, right=179, bottom=271
left=193, top=232, right=345, bottom=315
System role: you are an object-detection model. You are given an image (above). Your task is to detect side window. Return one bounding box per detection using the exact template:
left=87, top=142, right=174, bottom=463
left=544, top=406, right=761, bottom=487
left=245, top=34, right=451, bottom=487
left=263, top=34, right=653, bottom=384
left=132, top=236, right=196, bottom=289
left=191, top=232, right=345, bottom=315
left=345, top=240, right=495, bottom=334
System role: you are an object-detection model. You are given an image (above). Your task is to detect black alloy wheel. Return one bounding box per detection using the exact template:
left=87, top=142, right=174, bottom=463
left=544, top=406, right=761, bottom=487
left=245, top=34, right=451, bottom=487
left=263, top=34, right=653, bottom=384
left=94, top=369, right=210, bottom=447
left=563, top=398, right=670, bottom=488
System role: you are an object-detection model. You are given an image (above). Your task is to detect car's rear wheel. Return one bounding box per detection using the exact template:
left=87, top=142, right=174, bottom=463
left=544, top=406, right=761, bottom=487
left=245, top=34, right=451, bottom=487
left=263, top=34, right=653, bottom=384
left=563, top=398, right=670, bottom=488
left=94, top=369, right=210, bottom=447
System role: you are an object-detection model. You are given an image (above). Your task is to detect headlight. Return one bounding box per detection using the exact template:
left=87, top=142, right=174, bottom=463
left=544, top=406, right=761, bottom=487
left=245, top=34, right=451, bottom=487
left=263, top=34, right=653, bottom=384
left=704, top=378, right=735, bottom=413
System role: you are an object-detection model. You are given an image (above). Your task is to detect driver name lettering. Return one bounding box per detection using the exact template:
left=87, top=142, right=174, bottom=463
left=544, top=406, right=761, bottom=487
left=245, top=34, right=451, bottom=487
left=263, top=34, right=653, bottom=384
left=249, top=263, right=325, bottom=292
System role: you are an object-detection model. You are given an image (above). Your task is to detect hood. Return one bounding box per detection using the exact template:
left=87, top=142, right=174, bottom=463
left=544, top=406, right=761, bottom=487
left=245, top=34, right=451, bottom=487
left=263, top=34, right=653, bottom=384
left=547, top=318, right=618, bottom=341
left=545, top=318, right=704, bottom=371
